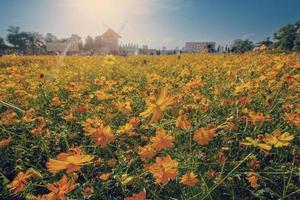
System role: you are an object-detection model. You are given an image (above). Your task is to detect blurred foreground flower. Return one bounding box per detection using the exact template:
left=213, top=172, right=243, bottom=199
left=140, top=88, right=174, bottom=124
left=7, top=171, right=31, bottom=194
left=246, top=172, right=259, bottom=188
left=193, top=127, right=216, bottom=145
left=240, top=137, right=271, bottom=151
left=180, top=172, right=199, bottom=186
left=264, top=129, right=294, bottom=148
left=150, top=130, right=175, bottom=151
left=0, top=137, right=12, bottom=149
left=148, top=155, right=178, bottom=185
left=38, top=175, right=76, bottom=200
left=125, top=191, right=149, bottom=200
left=46, top=148, right=94, bottom=174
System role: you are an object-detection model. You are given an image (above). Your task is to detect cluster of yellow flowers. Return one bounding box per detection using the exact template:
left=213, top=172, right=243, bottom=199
left=0, top=53, right=299, bottom=199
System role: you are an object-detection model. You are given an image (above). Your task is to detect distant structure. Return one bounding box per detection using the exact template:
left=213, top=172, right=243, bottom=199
left=119, top=44, right=158, bottom=56
left=46, top=28, right=217, bottom=56
left=184, top=42, right=216, bottom=53
left=98, top=28, right=121, bottom=54
left=119, top=44, right=139, bottom=55
left=46, top=42, right=80, bottom=55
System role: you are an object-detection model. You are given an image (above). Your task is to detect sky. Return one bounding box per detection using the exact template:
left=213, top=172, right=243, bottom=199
left=0, top=0, right=300, bottom=49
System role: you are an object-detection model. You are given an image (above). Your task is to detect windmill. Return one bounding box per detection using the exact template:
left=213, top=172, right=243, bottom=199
left=99, top=20, right=128, bottom=54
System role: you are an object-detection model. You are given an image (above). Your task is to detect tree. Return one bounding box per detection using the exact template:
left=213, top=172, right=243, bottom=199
left=231, top=39, right=254, bottom=53
left=69, top=34, right=83, bottom=49
left=28, top=32, right=46, bottom=54
left=7, top=26, right=31, bottom=54
left=292, top=20, right=300, bottom=51
left=83, top=36, right=94, bottom=51
left=293, top=33, right=300, bottom=51
left=274, top=23, right=297, bottom=51
left=0, top=35, right=8, bottom=54
left=45, top=33, right=58, bottom=43
left=94, top=35, right=102, bottom=51
left=258, top=37, right=273, bottom=48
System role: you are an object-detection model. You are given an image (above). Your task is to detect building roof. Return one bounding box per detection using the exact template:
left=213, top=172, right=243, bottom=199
left=101, top=28, right=121, bottom=38
left=46, top=42, right=80, bottom=52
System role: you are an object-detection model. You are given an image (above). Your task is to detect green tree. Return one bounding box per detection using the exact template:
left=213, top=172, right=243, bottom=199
left=274, top=22, right=298, bottom=51
left=45, top=33, right=58, bottom=43
left=69, top=34, right=83, bottom=50
left=28, top=32, right=46, bottom=54
left=231, top=39, right=254, bottom=53
left=293, top=33, right=300, bottom=51
left=7, top=26, right=31, bottom=54
left=0, top=35, right=8, bottom=54
left=292, top=21, right=300, bottom=51
left=84, top=36, right=94, bottom=51
left=94, top=35, right=102, bottom=51
left=258, top=37, right=273, bottom=48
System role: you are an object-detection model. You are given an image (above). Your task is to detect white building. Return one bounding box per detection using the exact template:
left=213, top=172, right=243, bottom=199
left=119, top=44, right=158, bottom=56
left=119, top=44, right=139, bottom=55
left=184, top=42, right=216, bottom=53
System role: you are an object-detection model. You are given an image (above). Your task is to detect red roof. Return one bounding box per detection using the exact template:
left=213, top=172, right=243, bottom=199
left=101, top=28, right=121, bottom=38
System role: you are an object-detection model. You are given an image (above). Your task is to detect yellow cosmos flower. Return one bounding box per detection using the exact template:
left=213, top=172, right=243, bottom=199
left=240, top=137, right=271, bottom=151
left=139, top=87, right=174, bottom=124
left=264, top=129, right=294, bottom=148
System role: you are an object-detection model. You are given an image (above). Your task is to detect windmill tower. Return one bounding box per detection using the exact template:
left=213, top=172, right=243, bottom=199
left=99, top=28, right=121, bottom=54
left=96, top=20, right=128, bottom=55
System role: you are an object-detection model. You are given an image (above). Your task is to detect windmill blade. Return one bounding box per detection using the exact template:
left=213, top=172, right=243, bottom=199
left=118, top=20, right=128, bottom=35
left=102, top=23, right=109, bottom=29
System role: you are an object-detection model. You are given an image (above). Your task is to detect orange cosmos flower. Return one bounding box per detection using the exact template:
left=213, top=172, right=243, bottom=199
left=124, top=191, right=149, bottom=200
left=91, top=125, right=115, bottom=148
left=22, top=108, right=36, bottom=123
left=99, top=173, right=110, bottom=181
left=148, top=155, right=178, bottom=185
left=82, top=186, right=94, bottom=198
left=180, top=172, right=199, bottom=186
left=139, top=87, right=175, bottom=124
left=117, top=123, right=136, bottom=136
left=138, top=144, right=156, bottom=161
left=46, top=148, right=94, bottom=174
left=0, top=137, right=12, bottom=149
left=284, top=113, right=300, bottom=126
left=7, top=171, right=32, bottom=194
left=248, top=112, right=271, bottom=123
left=0, top=111, right=20, bottom=126
left=176, top=111, right=191, bottom=130
left=193, top=127, right=216, bottom=145
left=51, top=97, right=62, bottom=107
left=107, top=159, right=118, bottom=167
left=246, top=172, right=259, bottom=188
left=150, top=130, right=175, bottom=151
left=82, top=118, right=104, bottom=136
left=40, top=175, right=76, bottom=200
left=117, top=117, right=140, bottom=136
left=129, top=117, right=140, bottom=127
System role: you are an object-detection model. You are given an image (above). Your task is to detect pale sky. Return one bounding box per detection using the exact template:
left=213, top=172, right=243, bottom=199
left=0, top=0, right=300, bottom=49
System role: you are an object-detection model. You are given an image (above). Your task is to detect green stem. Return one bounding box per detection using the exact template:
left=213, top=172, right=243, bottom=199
left=188, top=151, right=253, bottom=200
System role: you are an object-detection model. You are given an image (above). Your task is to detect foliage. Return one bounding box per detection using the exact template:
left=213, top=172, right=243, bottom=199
left=231, top=39, right=254, bottom=53
left=6, top=26, right=46, bottom=55
left=0, top=36, right=8, bottom=54
left=0, top=53, right=299, bottom=199
left=274, top=20, right=300, bottom=51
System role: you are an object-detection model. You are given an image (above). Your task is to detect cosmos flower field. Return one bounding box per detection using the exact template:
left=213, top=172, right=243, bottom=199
left=0, top=53, right=299, bottom=199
